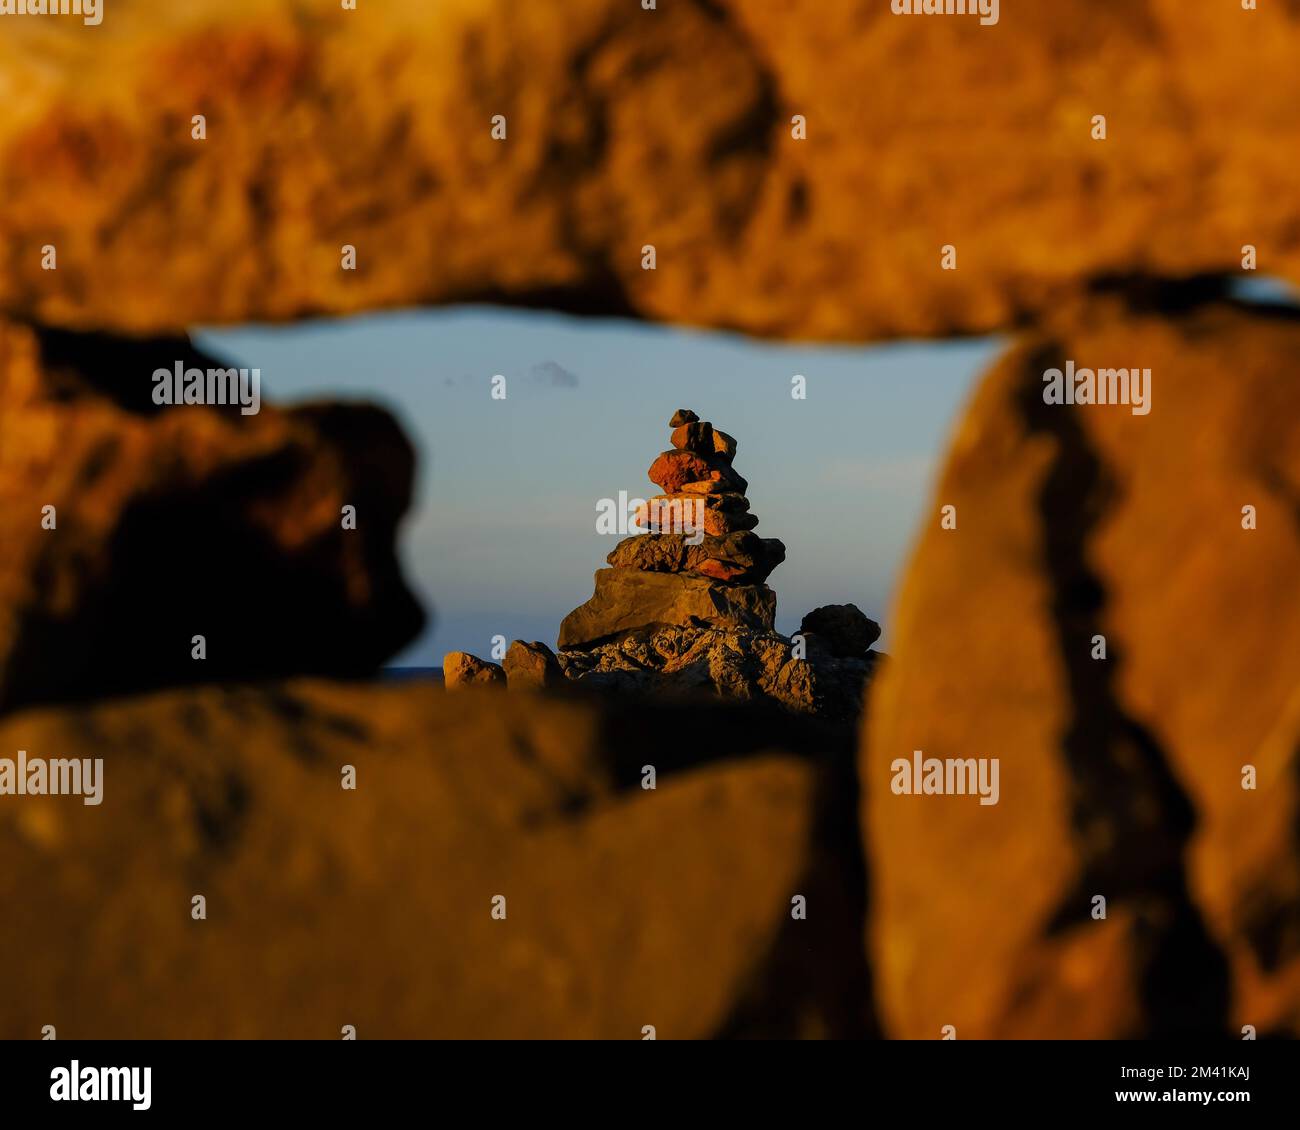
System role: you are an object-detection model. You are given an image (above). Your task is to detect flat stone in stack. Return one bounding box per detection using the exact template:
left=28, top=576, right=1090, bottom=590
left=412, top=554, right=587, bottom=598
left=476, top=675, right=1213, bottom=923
left=634, top=494, right=757, bottom=537
left=607, top=530, right=784, bottom=585
left=645, top=450, right=747, bottom=495
left=558, top=569, right=777, bottom=649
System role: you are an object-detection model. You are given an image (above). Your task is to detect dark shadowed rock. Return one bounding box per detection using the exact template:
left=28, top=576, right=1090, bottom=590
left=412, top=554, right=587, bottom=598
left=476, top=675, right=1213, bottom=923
left=713, top=429, right=738, bottom=461
left=800, top=605, right=881, bottom=658
left=671, top=420, right=714, bottom=453
left=669, top=409, right=700, bottom=428
left=559, top=569, right=776, bottom=649
left=695, top=540, right=785, bottom=583
left=0, top=321, right=424, bottom=715
left=503, top=640, right=564, bottom=690
left=443, top=652, right=506, bottom=689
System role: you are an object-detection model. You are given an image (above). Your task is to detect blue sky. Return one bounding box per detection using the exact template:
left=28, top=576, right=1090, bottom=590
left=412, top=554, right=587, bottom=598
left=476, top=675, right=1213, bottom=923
left=197, top=309, right=1000, bottom=665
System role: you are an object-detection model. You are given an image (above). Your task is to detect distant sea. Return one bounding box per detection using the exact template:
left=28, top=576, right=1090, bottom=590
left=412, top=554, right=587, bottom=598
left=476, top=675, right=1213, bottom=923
left=383, top=667, right=444, bottom=684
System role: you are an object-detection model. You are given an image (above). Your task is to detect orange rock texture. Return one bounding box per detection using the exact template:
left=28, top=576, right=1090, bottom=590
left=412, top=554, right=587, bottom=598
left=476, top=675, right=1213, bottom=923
left=0, top=1, right=1297, bottom=337
left=0, top=681, right=870, bottom=1038
left=865, top=296, right=1300, bottom=1038
left=0, top=0, right=1297, bottom=1044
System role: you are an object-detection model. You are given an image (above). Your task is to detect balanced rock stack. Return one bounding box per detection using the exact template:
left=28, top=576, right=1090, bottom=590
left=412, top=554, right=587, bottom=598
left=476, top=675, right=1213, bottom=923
left=558, top=409, right=787, bottom=648
left=446, top=408, right=882, bottom=724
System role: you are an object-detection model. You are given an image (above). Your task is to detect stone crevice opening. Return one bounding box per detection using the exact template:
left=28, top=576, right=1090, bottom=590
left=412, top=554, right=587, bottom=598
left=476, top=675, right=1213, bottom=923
left=1015, top=348, right=1230, bottom=1035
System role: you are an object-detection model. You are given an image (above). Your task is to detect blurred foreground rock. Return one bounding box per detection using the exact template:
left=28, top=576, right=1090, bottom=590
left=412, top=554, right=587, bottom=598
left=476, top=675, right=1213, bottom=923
left=0, top=321, right=423, bottom=714
left=0, top=681, right=870, bottom=1038
left=864, top=297, right=1300, bottom=1038
left=3, top=2, right=1300, bottom=338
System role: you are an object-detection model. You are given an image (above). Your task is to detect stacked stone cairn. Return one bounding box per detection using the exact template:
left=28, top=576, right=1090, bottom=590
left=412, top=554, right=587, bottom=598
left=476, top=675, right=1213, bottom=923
left=444, top=408, right=882, bottom=723
left=558, top=409, right=786, bottom=647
